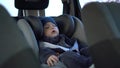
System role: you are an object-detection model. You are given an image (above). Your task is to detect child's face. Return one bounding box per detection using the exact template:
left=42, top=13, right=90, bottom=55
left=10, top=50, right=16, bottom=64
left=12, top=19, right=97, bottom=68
left=43, top=22, right=59, bottom=38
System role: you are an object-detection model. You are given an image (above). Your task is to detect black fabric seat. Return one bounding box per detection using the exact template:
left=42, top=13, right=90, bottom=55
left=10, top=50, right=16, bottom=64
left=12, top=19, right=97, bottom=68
left=53, top=15, right=87, bottom=44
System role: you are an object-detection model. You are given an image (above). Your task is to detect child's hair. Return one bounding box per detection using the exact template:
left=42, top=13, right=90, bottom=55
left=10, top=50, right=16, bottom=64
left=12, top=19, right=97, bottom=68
left=41, top=17, right=57, bottom=26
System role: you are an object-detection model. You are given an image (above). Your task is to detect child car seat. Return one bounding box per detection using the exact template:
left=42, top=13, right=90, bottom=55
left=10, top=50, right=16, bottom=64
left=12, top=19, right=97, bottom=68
left=14, top=0, right=88, bottom=68
left=25, top=14, right=87, bottom=45
left=24, top=14, right=88, bottom=68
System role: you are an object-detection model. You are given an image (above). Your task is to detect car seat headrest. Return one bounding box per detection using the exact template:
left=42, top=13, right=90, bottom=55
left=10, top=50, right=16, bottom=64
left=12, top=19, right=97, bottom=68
left=39, top=15, right=75, bottom=38
left=15, top=0, right=49, bottom=10
left=53, top=15, right=75, bottom=38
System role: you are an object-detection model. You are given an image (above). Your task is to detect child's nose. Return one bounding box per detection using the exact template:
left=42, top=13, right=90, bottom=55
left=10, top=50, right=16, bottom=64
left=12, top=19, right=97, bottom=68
left=50, top=25, right=55, bottom=29
left=51, top=27, right=55, bottom=29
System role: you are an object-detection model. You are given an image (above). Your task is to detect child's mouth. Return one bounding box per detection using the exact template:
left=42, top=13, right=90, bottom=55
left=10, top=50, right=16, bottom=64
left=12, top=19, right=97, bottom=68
left=52, top=30, right=56, bottom=33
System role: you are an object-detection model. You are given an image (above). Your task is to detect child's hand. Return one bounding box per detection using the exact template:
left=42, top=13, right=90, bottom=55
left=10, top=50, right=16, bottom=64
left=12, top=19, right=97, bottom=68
left=47, top=55, right=59, bottom=66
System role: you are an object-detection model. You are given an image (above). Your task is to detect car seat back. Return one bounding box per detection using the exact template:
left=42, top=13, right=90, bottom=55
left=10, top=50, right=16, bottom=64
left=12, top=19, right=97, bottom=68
left=17, top=19, right=39, bottom=58
left=0, top=4, right=40, bottom=68
left=81, top=2, right=120, bottom=68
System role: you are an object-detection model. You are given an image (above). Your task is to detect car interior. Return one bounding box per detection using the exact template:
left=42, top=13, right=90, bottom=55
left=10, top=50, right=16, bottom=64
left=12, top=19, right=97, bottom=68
left=0, top=0, right=88, bottom=68
left=0, top=0, right=120, bottom=68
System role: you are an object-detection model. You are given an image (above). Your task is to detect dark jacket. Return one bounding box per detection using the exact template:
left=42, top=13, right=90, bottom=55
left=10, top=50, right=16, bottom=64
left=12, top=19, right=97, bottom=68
left=39, top=34, right=73, bottom=63
left=39, top=34, right=92, bottom=67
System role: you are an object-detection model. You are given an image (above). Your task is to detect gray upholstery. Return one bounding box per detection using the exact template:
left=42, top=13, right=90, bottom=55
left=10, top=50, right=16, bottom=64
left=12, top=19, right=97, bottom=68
left=81, top=2, right=120, bottom=68
left=72, top=16, right=87, bottom=43
left=0, top=4, right=40, bottom=68
left=17, top=19, right=39, bottom=58
left=82, top=2, right=120, bottom=45
left=24, top=16, right=43, bottom=41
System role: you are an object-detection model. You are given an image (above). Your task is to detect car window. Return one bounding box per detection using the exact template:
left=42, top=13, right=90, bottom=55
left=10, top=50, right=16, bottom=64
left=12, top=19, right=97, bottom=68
left=0, top=0, right=119, bottom=16
left=45, top=0, right=63, bottom=16
left=0, top=0, right=18, bottom=16
left=79, top=0, right=119, bottom=8
left=0, top=0, right=62, bottom=16
left=79, top=0, right=108, bottom=7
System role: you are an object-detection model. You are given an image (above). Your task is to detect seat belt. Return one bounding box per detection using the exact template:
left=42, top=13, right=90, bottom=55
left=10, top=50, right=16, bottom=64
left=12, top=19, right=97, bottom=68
left=61, top=0, right=82, bottom=20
